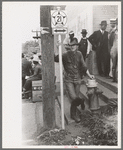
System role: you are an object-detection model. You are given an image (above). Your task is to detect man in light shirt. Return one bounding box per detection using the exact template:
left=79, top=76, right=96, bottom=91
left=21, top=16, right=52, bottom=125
left=108, top=19, right=117, bottom=78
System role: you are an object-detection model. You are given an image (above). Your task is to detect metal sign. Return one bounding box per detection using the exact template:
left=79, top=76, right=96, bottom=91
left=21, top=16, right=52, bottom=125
left=51, top=10, right=67, bottom=28
left=52, top=28, right=67, bottom=34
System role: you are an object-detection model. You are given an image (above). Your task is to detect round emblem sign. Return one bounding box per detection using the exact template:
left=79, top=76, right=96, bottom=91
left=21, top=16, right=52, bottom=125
left=52, top=10, right=67, bottom=27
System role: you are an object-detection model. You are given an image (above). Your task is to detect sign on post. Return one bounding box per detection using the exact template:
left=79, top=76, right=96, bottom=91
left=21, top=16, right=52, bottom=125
left=52, top=28, right=67, bottom=34
left=51, top=8, right=67, bottom=129
left=51, top=10, right=67, bottom=28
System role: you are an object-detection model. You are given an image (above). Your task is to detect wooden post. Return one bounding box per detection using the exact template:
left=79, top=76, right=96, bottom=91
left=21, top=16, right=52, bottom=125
left=40, top=6, right=56, bottom=129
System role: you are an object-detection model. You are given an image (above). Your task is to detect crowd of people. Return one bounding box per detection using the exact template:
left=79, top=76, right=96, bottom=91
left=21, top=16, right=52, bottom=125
left=89, top=19, right=118, bottom=83
left=54, top=18, right=118, bottom=123
left=22, top=51, right=42, bottom=98
left=54, top=32, right=95, bottom=123
left=22, top=18, right=118, bottom=123
left=63, top=19, right=118, bottom=83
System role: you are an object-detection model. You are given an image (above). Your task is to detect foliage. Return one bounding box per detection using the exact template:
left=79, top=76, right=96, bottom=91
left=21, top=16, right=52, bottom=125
left=37, top=129, right=69, bottom=145
left=22, top=40, right=40, bottom=55
left=80, top=109, right=117, bottom=146
left=104, top=98, right=117, bottom=116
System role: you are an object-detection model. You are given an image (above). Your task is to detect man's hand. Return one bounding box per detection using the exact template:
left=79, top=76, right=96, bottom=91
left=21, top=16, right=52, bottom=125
left=25, top=76, right=30, bottom=79
left=86, top=54, right=89, bottom=58
left=86, top=70, right=95, bottom=79
left=89, top=75, right=95, bottom=80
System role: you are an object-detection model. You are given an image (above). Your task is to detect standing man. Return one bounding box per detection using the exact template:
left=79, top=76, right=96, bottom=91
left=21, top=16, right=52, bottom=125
left=69, top=31, right=78, bottom=43
left=110, top=18, right=118, bottom=82
left=78, top=29, right=91, bottom=61
left=55, top=39, right=94, bottom=123
left=108, top=19, right=117, bottom=78
left=88, top=21, right=110, bottom=77
left=109, top=19, right=117, bottom=49
left=63, top=31, right=78, bottom=50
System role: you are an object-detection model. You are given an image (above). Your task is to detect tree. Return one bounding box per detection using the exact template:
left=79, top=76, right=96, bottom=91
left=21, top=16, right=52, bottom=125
left=22, top=40, right=40, bottom=56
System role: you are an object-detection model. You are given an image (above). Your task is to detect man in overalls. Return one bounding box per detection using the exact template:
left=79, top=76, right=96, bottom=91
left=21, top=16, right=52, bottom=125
left=78, top=29, right=91, bottom=61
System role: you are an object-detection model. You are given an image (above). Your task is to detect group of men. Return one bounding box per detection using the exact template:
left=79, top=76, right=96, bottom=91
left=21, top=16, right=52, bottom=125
left=22, top=52, right=42, bottom=98
left=89, top=19, right=118, bottom=82
left=65, top=19, right=118, bottom=82
left=54, top=19, right=118, bottom=123
left=55, top=31, right=95, bottom=123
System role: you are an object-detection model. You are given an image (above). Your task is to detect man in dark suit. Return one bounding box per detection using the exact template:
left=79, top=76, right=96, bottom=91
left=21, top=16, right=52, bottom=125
left=88, top=21, right=110, bottom=77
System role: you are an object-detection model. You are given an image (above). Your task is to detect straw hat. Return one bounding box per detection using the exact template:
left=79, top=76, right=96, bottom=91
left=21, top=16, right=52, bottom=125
left=69, top=31, right=74, bottom=35
left=110, top=19, right=116, bottom=24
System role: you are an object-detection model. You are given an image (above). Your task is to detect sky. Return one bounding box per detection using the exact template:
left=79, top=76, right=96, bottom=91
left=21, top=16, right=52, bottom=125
left=3, top=2, right=41, bottom=44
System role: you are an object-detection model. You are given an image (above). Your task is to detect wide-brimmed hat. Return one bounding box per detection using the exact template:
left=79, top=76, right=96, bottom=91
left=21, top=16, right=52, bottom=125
left=81, top=29, right=87, bottom=34
left=69, top=31, right=74, bottom=35
left=110, top=19, right=116, bottom=24
left=33, top=55, right=39, bottom=62
left=100, top=20, right=108, bottom=26
left=69, top=38, right=79, bottom=46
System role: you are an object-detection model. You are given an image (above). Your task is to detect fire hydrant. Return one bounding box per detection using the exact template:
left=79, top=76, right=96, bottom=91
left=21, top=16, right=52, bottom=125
left=86, top=79, right=103, bottom=115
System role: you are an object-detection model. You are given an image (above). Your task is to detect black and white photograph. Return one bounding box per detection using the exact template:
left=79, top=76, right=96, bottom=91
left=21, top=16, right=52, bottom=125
left=2, top=1, right=121, bottom=148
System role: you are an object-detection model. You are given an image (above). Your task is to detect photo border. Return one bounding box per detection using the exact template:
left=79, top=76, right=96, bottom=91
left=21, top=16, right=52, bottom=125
left=1, top=0, right=122, bottom=149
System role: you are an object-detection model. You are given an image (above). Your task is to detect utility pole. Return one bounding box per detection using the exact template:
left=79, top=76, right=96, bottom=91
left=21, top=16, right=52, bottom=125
left=40, top=6, right=56, bottom=129
left=32, top=28, right=49, bottom=54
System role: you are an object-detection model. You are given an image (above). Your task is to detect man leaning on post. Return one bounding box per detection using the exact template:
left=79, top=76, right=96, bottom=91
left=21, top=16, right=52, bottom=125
left=54, top=38, right=94, bottom=123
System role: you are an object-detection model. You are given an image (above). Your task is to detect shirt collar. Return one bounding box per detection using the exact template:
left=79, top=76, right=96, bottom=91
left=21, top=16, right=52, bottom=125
left=100, top=29, right=105, bottom=33
left=112, top=27, right=117, bottom=32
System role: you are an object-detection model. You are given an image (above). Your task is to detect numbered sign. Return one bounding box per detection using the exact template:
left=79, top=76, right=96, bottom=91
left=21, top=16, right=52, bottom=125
left=51, top=10, right=67, bottom=28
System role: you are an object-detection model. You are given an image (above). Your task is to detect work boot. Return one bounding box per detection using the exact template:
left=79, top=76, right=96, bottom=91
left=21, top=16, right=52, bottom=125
left=80, top=98, right=85, bottom=110
left=70, top=100, right=81, bottom=123
left=76, top=98, right=85, bottom=110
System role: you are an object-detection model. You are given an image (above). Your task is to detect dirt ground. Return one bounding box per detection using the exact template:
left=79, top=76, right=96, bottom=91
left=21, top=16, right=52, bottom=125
left=22, top=110, right=117, bottom=146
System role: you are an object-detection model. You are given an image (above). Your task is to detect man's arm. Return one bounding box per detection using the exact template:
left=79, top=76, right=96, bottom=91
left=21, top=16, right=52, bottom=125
left=88, top=31, right=97, bottom=50
left=54, top=54, right=59, bottom=62
left=86, top=70, right=95, bottom=79
left=29, top=66, right=39, bottom=78
left=80, top=52, right=87, bottom=72
left=79, top=52, right=94, bottom=79
left=86, top=39, right=92, bottom=56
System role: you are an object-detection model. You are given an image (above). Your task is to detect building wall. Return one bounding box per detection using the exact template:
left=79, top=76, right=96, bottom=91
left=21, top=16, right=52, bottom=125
left=91, top=5, right=118, bottom=74
left=93, top=5, right=118, bottom=32
left=66, top=5, right=93, bottom=41
left=66, top=5, right=93, bottom=73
